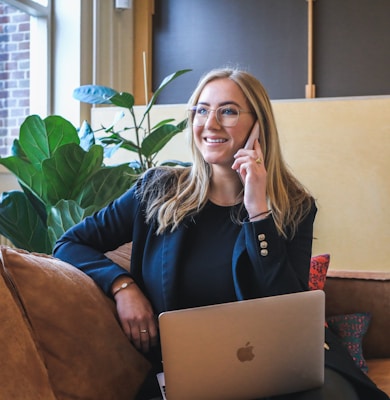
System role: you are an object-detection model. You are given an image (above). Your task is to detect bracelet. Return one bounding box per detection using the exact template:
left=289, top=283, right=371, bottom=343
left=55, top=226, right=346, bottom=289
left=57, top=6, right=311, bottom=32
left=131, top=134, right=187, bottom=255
left=248, top=210, right=272, bottom=221
left=113, top=280, right=135, bottom=297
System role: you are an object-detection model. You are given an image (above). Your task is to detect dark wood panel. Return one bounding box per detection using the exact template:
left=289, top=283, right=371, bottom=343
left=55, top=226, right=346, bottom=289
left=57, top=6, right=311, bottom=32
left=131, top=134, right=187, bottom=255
left=314, top=0, right=390, bottom=97
left=152, top=0, right=307, bottom=103
left=152, top=0, right=390, bottom=103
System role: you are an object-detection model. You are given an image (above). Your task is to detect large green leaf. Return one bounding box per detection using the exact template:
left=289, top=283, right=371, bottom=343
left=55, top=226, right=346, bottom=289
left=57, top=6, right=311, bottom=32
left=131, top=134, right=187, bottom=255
left=99, top=131, right=140, bottom=158
left=0, top=155, right=39, bottom=187
left=0, top=70, right=192, bottom=255
left=44, top=115, right=80, bottom=148
left=144, top=69, right=192, bottom=116
left=0, top=112, right=141, bottom=254
left=41, top=144, right=104, bottom=206
left=10, top=138, right=28, bottom=160
left=109, top=92, right=135, bottom=109
left=141, top=124, right=183, bottom=158
left=20, top=185, right=47, bottom=224
left=19, top=115, right=79, bottom=171
left=152, top=118, right=175, bottom=130
left=101, top=140, right=125, bottom=159
left=47, top=200, right=96, bottom=248
left=0, top=191, right=51, bottom=253
left=175, top=118, right=188, bottom=132
left=0, top=144, right=104, bottom=207
left=0, top=156, right=51, bottom=206
left=78, top=120, right=96, bottom=151
left=73, top=85, right=118, bottom=104
left=76, top=164, right=137, bottom=209
left=99, top=133, right=139, bottom=153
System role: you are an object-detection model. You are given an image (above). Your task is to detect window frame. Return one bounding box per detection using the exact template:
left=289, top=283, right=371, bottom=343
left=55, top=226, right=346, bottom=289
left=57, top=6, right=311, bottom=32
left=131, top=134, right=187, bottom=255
left=3, top=0, right=51, bottom=117
left=5, top=0, right=49, bottom=17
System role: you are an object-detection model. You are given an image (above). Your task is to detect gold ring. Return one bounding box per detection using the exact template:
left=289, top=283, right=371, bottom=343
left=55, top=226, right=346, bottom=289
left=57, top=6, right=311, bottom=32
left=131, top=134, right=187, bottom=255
left=255, top=158, right=262, bottom=165
left=140, top=329, right=148, bottom=334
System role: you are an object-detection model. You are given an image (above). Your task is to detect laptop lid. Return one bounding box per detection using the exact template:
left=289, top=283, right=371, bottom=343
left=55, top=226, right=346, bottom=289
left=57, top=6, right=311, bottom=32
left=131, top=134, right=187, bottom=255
left=159, top=290, right=325, bottom=400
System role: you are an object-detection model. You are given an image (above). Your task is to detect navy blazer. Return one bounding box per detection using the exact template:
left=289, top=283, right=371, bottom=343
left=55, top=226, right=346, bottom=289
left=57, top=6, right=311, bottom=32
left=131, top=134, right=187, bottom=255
left=54, top=177, right=316, bottom=315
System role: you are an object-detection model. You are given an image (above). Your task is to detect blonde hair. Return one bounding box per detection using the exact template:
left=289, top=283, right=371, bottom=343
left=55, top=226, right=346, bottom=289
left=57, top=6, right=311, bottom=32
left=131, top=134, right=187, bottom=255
left=140, top=68, right=313, bottom=237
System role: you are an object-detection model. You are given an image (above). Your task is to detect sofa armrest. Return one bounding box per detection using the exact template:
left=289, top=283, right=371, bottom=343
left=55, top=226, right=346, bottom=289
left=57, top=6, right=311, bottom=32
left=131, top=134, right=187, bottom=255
left=324, top=270, right=390, bottom=359
left=105, top=242, right=132, bottom=272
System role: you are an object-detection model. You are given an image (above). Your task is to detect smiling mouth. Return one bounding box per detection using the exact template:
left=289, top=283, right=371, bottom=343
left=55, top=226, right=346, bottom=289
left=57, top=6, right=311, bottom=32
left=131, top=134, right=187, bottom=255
left=205, top=138, right=227, bottom=143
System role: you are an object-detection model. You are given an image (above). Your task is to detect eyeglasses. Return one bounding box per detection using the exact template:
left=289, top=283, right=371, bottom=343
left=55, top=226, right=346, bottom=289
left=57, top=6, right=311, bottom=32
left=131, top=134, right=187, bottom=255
left=190, top=104, right=253, bottom=127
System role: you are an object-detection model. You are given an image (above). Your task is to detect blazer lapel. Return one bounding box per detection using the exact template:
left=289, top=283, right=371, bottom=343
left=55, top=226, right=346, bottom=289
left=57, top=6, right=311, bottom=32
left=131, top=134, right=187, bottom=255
left=159, top=223, right=188, bottom=311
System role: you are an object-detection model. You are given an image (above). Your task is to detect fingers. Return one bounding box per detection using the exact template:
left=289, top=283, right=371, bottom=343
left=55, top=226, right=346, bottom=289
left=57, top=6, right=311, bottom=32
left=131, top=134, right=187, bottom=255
left=233, top=139, right=264, bottom=172
left=129, top=317, right=159, bottom=353
left=232, top=154, right=265, bottom=184
left=232, top=139, right=268, bottom=214
left=115, top=287, right=159, bottom=353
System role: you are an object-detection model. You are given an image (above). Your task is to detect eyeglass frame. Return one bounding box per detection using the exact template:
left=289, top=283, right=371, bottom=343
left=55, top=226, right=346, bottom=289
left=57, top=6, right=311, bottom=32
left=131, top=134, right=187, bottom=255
left=189, top=104, right=253, bottom=127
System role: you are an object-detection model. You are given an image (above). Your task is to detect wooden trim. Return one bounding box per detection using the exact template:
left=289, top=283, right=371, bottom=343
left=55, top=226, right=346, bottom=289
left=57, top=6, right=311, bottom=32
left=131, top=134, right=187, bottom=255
left=327, top=270, right=390, bottom=281
left=305, top=0, right=316, bottom=98
left=133, top=0, right=154, bottom=105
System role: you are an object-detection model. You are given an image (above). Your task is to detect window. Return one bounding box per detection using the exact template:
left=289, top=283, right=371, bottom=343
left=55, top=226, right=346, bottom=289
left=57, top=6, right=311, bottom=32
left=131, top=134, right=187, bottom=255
left=0, top=0, right=50, bottom=156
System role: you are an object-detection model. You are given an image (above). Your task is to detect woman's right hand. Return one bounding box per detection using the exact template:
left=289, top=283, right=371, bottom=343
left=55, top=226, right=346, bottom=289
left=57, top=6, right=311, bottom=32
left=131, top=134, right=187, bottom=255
left=113, top=279, right=158, bottom=353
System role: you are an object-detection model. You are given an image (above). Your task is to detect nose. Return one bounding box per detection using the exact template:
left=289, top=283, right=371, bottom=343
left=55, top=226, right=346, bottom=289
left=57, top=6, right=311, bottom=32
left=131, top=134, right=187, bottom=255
left=204, top=109, right=221, bottom=129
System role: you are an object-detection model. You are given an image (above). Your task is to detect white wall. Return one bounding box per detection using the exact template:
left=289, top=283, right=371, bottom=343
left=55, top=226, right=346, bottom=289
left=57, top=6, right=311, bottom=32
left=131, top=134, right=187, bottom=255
left=273, top=96, right=390, bottom=273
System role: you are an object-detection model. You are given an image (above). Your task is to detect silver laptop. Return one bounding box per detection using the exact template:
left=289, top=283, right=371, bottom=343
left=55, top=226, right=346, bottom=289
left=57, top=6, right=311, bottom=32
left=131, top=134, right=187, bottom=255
left=158, top=290, right=325, bottom=400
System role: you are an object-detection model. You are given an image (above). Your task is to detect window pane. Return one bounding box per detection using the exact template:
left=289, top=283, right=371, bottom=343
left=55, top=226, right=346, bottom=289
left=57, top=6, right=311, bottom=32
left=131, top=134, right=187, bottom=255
left=0, top=1, right=30, bottom=156
left=0, top=0, right=48, bottom=157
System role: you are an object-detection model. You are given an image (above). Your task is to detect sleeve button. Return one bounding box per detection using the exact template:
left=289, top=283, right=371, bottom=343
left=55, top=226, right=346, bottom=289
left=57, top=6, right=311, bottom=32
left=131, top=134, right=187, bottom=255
left=260, top=249, right=268, bottom=257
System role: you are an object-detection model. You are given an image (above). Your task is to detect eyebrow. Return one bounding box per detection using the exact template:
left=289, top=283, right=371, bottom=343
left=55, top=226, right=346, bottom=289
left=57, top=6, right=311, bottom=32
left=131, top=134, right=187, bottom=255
left=196, top=101, right=242, bottom=107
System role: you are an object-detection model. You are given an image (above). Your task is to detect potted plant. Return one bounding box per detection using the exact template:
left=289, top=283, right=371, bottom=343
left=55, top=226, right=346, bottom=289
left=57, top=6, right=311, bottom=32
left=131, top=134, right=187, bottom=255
left=73, top=69, right=192, bottom=171
left=0, top=69, right=191, bottom=254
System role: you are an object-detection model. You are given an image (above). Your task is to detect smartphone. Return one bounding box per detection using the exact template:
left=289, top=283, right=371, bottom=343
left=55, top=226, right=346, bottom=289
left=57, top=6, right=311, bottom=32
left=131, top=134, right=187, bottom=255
left=244, top=122, right=260, bottom=150
left=237, top=122, right=260, bottom=185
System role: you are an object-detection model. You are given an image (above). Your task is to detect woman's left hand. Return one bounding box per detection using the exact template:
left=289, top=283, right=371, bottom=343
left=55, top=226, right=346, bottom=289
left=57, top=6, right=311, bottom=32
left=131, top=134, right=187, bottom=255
left=232, top=140, right=268, bottom=219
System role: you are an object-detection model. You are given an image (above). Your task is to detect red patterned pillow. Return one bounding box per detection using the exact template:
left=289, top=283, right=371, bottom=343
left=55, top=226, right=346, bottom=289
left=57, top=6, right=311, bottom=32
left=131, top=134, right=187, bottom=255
left=309, top=254, right=330, bottom=290
left=326, top=313, right=371, bottom=372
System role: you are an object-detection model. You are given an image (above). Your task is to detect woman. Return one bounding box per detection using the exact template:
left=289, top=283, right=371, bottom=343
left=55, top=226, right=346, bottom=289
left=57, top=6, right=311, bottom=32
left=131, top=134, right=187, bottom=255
left=54, top=68, right=387, bottom=400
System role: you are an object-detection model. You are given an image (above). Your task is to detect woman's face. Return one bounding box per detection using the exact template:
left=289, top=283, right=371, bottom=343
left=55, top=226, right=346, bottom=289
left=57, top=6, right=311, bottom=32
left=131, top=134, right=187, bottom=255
left=193, top=78, right=255, bottom=168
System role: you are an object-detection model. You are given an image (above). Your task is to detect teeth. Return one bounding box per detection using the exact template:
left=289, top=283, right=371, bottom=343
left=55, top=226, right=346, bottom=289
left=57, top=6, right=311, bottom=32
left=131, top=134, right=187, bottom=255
left=206, top=138, right=226, bottom=143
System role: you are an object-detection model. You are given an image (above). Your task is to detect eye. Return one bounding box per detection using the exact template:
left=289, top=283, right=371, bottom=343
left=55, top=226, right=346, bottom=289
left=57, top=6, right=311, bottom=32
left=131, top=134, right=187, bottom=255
left=195, top=106, right=209, bottom=116
left=219, top=105, right=239, bottom=116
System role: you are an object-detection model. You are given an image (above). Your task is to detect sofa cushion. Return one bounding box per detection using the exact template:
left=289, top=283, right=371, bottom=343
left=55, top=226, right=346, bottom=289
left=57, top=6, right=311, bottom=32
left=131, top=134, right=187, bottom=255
left=106, top=242, right=132, bottom=271
left=309, top=254, right=330, bottom=290
left=327, top=312, right=371, bottom=372
left=0, top=274, right=57, bottom=399
left=0, top=246, right=150, bottom=400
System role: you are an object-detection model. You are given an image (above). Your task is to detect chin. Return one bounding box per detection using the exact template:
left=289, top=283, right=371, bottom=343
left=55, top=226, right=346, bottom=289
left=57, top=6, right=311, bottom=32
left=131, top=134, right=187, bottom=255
left=203, top=154, right=224, bottom=165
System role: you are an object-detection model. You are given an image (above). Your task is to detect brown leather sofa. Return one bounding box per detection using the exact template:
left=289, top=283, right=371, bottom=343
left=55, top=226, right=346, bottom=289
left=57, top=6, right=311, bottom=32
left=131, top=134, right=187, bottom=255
left=0, top=244, right=388, bottom=398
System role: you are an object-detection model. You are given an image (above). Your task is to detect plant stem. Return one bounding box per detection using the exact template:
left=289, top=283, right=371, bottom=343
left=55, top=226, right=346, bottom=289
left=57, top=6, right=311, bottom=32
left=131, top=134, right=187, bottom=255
left=129, top=107, right=144, bottom=169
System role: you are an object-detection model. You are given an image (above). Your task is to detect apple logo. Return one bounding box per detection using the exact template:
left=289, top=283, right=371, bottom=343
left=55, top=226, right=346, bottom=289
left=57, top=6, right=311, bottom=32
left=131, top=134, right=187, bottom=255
left=236, top=342, right=255, bottom=362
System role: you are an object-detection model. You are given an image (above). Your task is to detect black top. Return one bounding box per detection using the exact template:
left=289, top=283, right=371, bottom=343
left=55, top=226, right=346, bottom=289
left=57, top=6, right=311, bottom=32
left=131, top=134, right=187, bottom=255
left=176, top=201, right=243, bottom=309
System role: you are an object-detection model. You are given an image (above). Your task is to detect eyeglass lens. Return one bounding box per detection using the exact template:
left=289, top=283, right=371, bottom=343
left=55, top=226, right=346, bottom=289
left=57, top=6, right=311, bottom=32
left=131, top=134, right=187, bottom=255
left=191, top=105, right=240, bottom=127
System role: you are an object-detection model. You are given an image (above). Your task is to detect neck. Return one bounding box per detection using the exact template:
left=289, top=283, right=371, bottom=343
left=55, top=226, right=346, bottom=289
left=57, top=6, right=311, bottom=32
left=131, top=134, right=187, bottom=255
left=208, top=167, right=243, bottom=206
